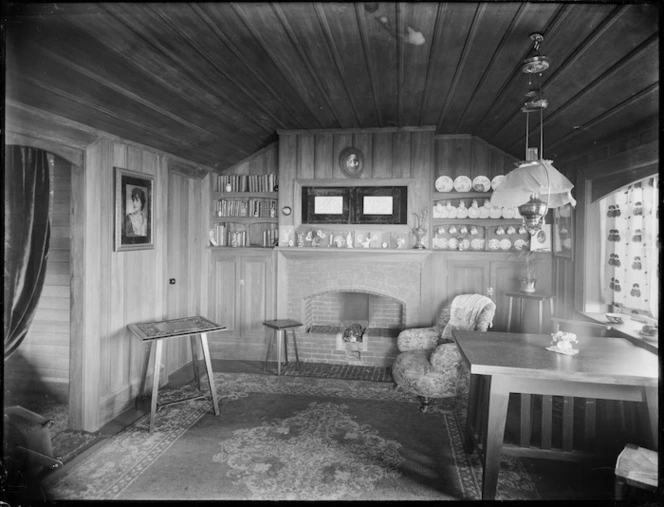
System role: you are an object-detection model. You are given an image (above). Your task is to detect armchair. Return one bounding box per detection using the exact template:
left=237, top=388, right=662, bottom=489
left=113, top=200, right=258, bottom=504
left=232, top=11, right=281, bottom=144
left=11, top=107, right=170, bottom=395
left=392, top=293, right=496, bottom=412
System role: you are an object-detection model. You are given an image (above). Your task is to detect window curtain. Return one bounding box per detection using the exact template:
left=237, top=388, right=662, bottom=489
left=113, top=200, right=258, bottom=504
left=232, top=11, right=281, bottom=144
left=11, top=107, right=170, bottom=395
left=599, top=175, right=659, bottom=318
left=4, top=145, right=53, bottom=359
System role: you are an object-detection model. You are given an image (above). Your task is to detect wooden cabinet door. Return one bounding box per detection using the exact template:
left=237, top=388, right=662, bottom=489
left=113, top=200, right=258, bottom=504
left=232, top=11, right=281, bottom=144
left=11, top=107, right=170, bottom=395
left=208, top=252, right=239, bottom=335
left=489, top=261, right=520, bottom=331
left=238, top=253, right=273, bottom=338
left=447, top=260, right=490, bottom=299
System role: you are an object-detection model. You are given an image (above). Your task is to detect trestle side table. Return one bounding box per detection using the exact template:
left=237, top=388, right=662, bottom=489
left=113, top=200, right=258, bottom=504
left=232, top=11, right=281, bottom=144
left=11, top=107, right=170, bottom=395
left=128, top=316, right=227, bottom=433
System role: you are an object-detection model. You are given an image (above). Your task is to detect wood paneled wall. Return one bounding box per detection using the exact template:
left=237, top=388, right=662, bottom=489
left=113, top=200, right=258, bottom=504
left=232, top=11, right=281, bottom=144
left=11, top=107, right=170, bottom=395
left=83, top=139, right=207, bottom=427
left=8, top=107, right=211, bottom=431
left=13, top=154, right=72, bottom=384
left=278, top=127, right=435, bottom=230
left=434, top=135, right=518, bottom=179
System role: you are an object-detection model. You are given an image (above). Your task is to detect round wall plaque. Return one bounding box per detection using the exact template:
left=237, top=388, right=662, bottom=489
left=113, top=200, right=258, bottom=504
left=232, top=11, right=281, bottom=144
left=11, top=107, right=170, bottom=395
left=282, top=206, right=292, bottom=216
left=338, top=147, right=364, bottom=177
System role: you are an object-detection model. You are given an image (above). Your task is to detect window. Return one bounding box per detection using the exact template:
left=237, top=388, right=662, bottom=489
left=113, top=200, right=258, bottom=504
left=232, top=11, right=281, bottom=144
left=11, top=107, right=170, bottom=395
left=599, top=175, right=659, bottom=318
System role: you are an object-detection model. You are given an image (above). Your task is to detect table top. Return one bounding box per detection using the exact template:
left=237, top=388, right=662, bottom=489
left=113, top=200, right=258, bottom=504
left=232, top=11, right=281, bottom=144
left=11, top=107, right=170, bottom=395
left=505, top=291, right=554, bottom=301
left=128, top=316, right=227, bottom=341
left=581, top=311, right=658, bottom=352
left=453, top=330, right=658, bottom=386
left=263, top=319, right=303, bottom=330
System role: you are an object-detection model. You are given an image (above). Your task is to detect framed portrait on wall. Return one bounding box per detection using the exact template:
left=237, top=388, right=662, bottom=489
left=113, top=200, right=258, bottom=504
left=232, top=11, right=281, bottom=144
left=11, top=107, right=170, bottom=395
left=552, top=204, right=573, bottom=259
left=114, top=167, right=154, bottom=252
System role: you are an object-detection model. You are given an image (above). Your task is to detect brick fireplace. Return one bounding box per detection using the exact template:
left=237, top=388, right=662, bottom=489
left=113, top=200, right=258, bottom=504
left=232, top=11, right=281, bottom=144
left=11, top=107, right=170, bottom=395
left=276, top=249, right=430, bottom=367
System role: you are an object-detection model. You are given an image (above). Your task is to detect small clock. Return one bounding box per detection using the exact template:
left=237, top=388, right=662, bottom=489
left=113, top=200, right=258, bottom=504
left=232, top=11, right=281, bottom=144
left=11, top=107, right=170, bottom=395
left=282, top=206, right=292, bottom=216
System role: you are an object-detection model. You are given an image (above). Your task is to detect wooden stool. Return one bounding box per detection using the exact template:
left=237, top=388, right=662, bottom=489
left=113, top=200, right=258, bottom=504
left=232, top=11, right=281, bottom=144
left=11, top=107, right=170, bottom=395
left=263, top=319, right=302, bottom=375
left=615, top=444, right=658, bottom=500
left=505, top=291, right=555, bottom=333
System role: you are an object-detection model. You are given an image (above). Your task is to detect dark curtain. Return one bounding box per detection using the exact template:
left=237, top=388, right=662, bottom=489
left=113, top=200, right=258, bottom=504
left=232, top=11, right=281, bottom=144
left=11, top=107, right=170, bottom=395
left=4, top=145, right=52, bottom=359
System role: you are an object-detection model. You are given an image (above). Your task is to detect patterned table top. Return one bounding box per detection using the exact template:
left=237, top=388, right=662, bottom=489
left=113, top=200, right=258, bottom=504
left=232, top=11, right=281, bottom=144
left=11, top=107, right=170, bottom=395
left=128, top=316, right=227, bottom=341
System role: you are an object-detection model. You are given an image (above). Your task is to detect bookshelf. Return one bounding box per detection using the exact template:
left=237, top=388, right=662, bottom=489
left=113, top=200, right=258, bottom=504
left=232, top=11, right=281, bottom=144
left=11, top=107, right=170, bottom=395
left=210, top=173, right=278, bottom=248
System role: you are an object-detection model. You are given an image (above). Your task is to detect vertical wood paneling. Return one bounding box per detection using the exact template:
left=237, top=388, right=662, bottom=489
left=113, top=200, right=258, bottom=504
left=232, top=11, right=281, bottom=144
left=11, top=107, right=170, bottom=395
left=372, top=131, right=393, bottom=178
left=434, top=135, right=517, bottom=179
left=392, top=131, right=411, bottom=178
left=297, top=134, right=315, bottom=179
left=354, top=133, right=372, bottom=179
left=314, top=133, right=334, bottom=179
left=278, top=134, right=297, bottom=227
left=332, top=133, right=353, bottom=179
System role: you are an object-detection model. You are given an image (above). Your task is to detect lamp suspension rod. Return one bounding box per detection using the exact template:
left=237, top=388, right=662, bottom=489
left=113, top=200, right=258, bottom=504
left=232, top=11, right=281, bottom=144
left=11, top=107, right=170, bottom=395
left=525, top=110, right=530, bottom=160
left=539, top=95, right=544, bottom=159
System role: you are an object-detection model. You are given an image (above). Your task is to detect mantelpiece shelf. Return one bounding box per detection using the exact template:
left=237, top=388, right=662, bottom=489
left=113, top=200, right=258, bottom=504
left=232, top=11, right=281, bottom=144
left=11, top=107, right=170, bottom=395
left=210, top=216, right=278, bottom=223
left=432, top=218, right=522, bottom=226
left=433, top=191, right=492, bottom=199
left=212, top=191, right=278, bottom=198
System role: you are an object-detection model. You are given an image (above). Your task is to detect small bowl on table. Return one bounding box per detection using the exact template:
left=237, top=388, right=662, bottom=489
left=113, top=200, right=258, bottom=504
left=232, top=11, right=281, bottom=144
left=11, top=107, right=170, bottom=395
left=606, top=313, right=624, bottom=325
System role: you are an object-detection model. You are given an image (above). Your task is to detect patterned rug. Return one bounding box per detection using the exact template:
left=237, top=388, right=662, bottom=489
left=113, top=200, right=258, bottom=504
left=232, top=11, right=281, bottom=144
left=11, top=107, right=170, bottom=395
left=44, top=373, right=539, bottom=501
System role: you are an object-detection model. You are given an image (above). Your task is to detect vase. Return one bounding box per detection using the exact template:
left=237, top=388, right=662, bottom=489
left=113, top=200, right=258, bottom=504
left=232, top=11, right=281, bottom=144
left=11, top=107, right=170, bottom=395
left=412, top=226, right=427, bottom=249
left=519, top=278, right=537, bottom=293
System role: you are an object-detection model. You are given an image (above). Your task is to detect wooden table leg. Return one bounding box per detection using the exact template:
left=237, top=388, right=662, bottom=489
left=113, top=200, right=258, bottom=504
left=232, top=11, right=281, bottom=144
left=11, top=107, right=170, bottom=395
left=506, top=297, right=513, bottom=332
left=264, top=330, right=273, bottom=372
left=538, top=301, right=543, bottom=334
left=137, top=341, right=152, bottom=408
left=277, top=330, right=283, bottom=376
left=283, top=329, right=289, bottom=365
left=464, top=374, right=481, bottom=452
left=149, top=340, right=163, bottom=434
left=643, top=385, right=658, bottom=449
left=482, top=374, right=511, bottom=500
left=199, top=332, right=220, bottom=416
left=190, top=335, right=200, bottom=390
left=291, top=329, right=300, bottom=370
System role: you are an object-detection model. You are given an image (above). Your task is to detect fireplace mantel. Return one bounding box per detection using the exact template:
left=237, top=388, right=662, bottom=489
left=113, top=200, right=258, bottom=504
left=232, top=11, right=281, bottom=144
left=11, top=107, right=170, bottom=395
left=275, top=247, right=432, bottom=262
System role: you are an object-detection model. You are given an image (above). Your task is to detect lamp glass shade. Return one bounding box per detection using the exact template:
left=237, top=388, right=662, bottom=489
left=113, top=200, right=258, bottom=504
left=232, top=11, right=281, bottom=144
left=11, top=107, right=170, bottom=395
left=490, top=160, right=576, bottom=209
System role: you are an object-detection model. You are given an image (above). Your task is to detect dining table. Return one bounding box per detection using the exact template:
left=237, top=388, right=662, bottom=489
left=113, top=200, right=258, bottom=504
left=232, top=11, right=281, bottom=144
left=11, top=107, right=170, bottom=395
left=452, top=329, right=659, bottom=500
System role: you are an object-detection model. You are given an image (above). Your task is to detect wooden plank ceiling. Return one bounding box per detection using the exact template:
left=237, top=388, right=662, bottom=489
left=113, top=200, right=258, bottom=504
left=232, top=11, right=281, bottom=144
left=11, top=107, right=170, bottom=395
left=6, top=2, right=659, bottom=173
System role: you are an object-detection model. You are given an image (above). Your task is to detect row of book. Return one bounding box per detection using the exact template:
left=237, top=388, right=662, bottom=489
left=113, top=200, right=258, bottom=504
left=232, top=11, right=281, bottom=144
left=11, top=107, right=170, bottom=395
left=214, top=198, right=277, bottom=218
left=215, top=174, right=278, bottom=193
left=210, top=223, right=278, bottom=247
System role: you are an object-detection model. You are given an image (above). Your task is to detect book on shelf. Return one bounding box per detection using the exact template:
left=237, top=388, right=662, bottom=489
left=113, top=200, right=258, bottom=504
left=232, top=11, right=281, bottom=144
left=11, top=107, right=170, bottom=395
left=211, top=222, right=278, bottom=248
left=215, top=198, right=277, bottom=218
left=216, top=173, right=279, bottom=193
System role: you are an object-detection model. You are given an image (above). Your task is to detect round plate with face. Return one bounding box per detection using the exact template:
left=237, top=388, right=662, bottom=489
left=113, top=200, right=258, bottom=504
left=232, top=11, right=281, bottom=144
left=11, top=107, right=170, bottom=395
left=338, top=147, right=364, bottom=177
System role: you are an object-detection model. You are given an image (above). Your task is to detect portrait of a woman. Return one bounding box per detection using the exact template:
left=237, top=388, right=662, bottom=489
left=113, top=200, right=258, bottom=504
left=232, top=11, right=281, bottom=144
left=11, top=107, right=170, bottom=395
left=124, top=186, right=148, bottom=237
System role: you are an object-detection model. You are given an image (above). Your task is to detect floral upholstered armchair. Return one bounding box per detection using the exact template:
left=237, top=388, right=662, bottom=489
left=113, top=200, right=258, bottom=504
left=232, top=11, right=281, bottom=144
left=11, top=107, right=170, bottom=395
left=392, top=293, right=496, bottom=412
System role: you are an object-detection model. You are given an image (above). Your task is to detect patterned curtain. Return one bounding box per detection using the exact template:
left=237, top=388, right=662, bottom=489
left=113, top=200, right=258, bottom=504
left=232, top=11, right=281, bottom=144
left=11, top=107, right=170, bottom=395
left=599, top=175, right=659, bottom=318
left=4, top=146, right=53, bottom=359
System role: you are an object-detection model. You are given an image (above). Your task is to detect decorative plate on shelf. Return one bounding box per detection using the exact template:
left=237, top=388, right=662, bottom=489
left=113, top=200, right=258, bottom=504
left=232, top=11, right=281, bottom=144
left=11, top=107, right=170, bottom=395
left=491, top=175, right=505, bottom=190
left=468, top=206, right=480, bottom=218
left=459, top=238, right=471, bottom=251
left=472, top=175, right=491, bottom=192
left=448, top=237, right=459, bottom=250
left=488, top=239, right=500, bottom=250
left=435, top=175, right=454, bottom=192
left=453, top=175, right=472, bottom=192
left=514, top=239, right=528, bottom=250
left=438, top=238, right=449, bottom=249
left=499, top=238, right=512, bottom=250
left=489, top=207, right=502, bottom=219
left=471, top=238, right=485, bottom=250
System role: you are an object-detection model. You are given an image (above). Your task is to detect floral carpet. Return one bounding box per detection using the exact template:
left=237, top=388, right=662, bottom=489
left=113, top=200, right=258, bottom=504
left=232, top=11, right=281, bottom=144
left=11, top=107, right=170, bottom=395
left=44, top=373, right=539, bottom=501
